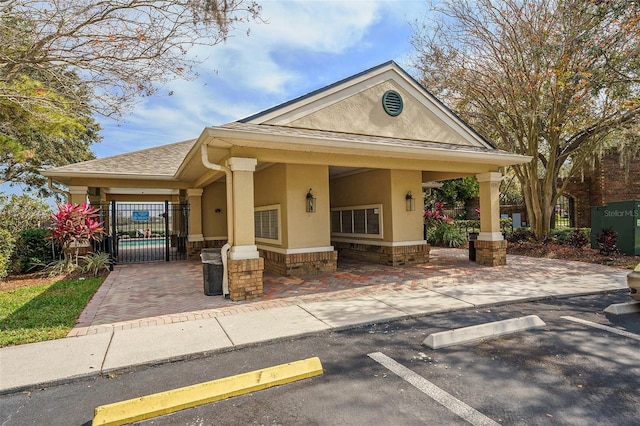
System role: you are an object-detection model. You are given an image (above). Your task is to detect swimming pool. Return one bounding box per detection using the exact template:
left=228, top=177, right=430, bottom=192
left=118, top=238, right=165, bottom=247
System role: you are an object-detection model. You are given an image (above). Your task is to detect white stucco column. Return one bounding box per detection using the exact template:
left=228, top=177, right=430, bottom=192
left=227, top=157, right=259, bottom=260
left=68, top=186, right=88, bottom=205
left=187, top=188, right=204, bottom=242
left=476, top=172, right=503, bottom=241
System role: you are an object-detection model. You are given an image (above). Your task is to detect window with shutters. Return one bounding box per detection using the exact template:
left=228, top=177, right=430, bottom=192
left=254, top=205, right=281, bottom=244
left=331, top=204, right=383, bottom=239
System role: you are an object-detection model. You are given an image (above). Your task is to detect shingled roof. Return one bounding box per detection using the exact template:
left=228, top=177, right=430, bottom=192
left=43, top=139, right=196, bottom=178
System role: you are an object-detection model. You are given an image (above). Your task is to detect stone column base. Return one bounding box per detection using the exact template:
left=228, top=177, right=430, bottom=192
left=475, top=239, right=507, bottom=266
left=227, top=257, right=264, bottom=301
left=260, top=249, right=337, bottom=277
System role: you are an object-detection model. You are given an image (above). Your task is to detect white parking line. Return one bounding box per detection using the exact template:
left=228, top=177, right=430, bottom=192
left=367, top=352, right=501, bottom=426
left=562, top=316, right=640, bottom=341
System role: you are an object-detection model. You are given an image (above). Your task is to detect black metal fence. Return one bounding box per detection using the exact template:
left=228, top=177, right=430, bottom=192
left=95, top=201, right=189, bottom=264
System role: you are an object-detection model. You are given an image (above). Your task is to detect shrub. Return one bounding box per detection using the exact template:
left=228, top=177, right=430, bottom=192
left=12, top=228, right=52, bottom=273
left=432, top=222, right=467, bottom=247
left=0, top=228, right=15, bottom=280
left=80, top=252, right=111, bottom=276
left=48, top=202, right=105, bottom=266
left=596, top=227, right=619, bottom=255
left=43, top=258, right=81, bottom=278
left=567, top=228, right=589, bottom=248
left=507, top=228, right=535, bottom=244
left=550, top=228, right=572, bottom=244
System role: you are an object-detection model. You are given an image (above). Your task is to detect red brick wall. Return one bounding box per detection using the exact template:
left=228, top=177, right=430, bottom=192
left=563, top=152, right=640, bottom=228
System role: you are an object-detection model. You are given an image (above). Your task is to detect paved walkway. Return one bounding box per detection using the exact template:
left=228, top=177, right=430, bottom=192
left=69, top=248, right=626, bottom=336
left=0, top=248, right=630, bottom=394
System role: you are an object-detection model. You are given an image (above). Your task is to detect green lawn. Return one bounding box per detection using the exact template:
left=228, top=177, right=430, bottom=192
left=0, top=277, right=103, bottom=347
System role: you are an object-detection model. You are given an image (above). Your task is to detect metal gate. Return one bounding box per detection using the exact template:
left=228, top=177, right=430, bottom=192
left=554, top=195, right=575, bottom=228
left=96, top=201, right=189, bottom=264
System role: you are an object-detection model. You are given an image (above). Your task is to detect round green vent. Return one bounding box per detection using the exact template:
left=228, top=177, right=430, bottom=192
left=382, top=90, right=403, bottom=116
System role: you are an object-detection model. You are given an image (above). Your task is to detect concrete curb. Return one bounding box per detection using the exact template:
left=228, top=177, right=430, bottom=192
left=604, top=301, right=640, bottom=315
left=422, top=315, right=547, bottom=349
left=92, top=357, right=323, bottom=426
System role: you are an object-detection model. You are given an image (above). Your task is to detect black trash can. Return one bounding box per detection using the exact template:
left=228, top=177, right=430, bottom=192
left=201, top=248, right=223, bottom=296
left=468, top=233, right=479, bottom=261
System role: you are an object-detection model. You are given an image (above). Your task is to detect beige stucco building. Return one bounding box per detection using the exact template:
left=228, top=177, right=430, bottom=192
left=43, top=62, right=531, bottom=301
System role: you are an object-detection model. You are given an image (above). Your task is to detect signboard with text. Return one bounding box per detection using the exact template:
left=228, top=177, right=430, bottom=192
left=132, top=211, right=150, bottom=222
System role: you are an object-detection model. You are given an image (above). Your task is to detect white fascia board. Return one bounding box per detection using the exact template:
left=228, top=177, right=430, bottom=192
left=203, top=127, right=531, bottom=167
left=41, top=171, right=179, bottom=181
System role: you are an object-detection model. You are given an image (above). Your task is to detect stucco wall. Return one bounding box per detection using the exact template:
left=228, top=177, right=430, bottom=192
left=288, top=80, right=470, bottom=145
left=254, top=164, right=288, bottom=247
left=202, top=182, right=227, bottom=238
left=330, top=169, right=424, bottom=243
left=389, top=170, right=424, bottom=242
left=254, top=163, right=330, bottom=250
left=285, top=164, right=331, bottom=248
left=330, top=169, right=393, bottom=241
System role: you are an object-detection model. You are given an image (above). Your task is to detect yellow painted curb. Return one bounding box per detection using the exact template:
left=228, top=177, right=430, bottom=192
left=92, top=357, right=323, bottom=426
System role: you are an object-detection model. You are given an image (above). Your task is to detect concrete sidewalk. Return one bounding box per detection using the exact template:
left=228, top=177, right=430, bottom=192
left=0, top=250, right=630, bottom=395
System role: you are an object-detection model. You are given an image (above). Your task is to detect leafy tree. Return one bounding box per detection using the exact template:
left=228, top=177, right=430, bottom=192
left=0, top=192, right=51, bottom=235
left=0, top=71, right=100, bottom=192
left=431, top=177, right=478, bottom=207
left=1, top=12, right=100, bottom=192
left=1, top=0, right=261, bottom=119
left=412, top=0, right=640, bottom=239
left=1, top=1, right=260, bottom=193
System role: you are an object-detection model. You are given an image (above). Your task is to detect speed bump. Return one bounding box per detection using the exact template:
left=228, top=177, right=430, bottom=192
left=423, top=315, right=546, bottom=349
left=93, top=357, right=323, bottom=426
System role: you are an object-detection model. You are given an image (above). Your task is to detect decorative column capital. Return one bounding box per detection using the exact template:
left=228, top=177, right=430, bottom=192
left=186, top=188, right=203, bottom=197
left=475, top=172, right=503, bottom=183
left=67, top=185, right=88, bottom=195
left=226, top=157, right=257, bottom=172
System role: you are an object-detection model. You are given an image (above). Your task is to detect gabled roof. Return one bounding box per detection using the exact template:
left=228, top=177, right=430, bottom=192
left=238, top=61, right=496, bottom=150
left=239, top=61, right=399, bottom=123
left=42, top=139, right=196, bottom=179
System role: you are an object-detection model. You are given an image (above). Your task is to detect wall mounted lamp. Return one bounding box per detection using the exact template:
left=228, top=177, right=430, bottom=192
left=306, top=188, right=316, bottom=213
left=405, top=191, right=416, bottom=212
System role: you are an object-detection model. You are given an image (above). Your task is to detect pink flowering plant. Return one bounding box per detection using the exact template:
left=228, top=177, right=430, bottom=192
left=48, top=202, right=105, bottom=266
left=424, top=202, right=454, bottom=227
left=424, top=201, right=466, bottom=247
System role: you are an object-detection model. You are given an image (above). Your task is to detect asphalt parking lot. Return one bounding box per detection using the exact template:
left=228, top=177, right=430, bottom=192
left=2, top=291, right=638, bottom=425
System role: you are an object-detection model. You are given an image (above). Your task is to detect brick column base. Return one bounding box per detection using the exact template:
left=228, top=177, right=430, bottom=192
left=227, top=257, right=264, bottom=301
left=475, top=240, right=507, bottom=266
left=332, top=242, right=430, bottom=266
left=260, top=250, right=337, bottom=277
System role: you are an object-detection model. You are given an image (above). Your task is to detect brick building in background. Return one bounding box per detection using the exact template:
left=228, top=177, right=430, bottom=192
left=562, top=152, right=640, bottom=229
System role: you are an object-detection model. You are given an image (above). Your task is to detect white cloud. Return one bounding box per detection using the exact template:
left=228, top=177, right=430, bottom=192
left=94, top=0, right=427, bottom=158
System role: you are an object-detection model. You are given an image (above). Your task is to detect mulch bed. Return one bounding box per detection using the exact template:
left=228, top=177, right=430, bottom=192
left=506, top=242, right=639, bottom=269
left=1, top=270, right=109, bottom=292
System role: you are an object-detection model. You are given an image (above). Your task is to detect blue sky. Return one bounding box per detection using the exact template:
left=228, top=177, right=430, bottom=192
left=93, top=0, right=427, bottom=158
